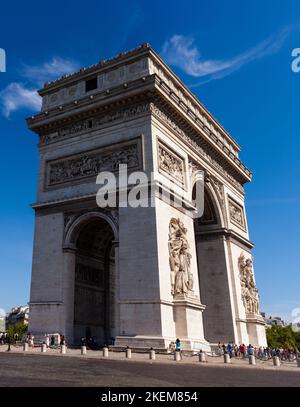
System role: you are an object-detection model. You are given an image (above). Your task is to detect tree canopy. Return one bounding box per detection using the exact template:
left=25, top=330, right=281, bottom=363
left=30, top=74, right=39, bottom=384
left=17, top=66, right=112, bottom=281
left=266, top=325, right=300, bottom=349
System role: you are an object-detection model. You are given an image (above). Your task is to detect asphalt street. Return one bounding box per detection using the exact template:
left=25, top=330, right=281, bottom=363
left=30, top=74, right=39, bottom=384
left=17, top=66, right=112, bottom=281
left=0, top=353, right=299, bottom=387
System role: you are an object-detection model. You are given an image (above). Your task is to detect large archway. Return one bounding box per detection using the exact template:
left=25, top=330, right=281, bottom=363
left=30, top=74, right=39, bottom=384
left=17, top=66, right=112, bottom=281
left=73, top=217, right=115, bottom=345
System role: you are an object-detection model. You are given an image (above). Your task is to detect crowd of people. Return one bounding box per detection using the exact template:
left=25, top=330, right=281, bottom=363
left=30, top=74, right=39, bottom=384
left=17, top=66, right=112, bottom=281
left=0, top=332, right=8, bottom=344
left=0, top=332, right=20, bottom=344
left=217, top=342, right=300, bottom=361
left=0, top=332, right=66, bottom=349
left=1, top=331, right=299, bottom=362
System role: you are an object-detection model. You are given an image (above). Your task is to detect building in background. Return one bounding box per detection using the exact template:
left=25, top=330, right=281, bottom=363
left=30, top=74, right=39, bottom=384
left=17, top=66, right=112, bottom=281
left=261, top=312, right=287, bottom=327
left=5, top=306, right=29, bottom=328
left=0, top=316, right=5, bottom=332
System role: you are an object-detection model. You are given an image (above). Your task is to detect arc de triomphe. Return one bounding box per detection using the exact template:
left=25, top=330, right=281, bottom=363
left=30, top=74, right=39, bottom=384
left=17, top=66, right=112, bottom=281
left=27, top=44, right=267, bottom=350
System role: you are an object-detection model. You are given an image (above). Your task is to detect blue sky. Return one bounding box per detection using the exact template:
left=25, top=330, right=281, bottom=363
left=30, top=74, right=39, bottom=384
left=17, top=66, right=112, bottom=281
left=0, top=0, right=299, bottom=322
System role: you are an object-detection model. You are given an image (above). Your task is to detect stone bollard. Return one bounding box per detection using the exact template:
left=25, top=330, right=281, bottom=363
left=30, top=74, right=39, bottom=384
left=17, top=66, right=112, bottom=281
left=103, top=347, right=109, bottom=357
left=149, top=348, right=156, bottom=360
left=60, top=344, right=66, bottom=354
left=224, top=353, right=231, bottom=364
left=249, top=355, right=256, bottom=365
left=174, top=351, right=181, bottom=361
left=273, top=356, right=280, bottom=366
left=297, top=358, right=300, bottom=367
left=41, top=343, right=47, bottom=353
left=126, top=347, right=132, bottom=359
left=23, top=343, right=28, bottom=352
left=199, top=352, right=206, bottom=362
left=81, top=345, right=87, bottom=355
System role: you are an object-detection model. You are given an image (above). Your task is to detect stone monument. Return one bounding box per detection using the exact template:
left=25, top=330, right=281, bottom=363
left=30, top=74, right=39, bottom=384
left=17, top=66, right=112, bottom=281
left=26, top=44, right=267, bottom=349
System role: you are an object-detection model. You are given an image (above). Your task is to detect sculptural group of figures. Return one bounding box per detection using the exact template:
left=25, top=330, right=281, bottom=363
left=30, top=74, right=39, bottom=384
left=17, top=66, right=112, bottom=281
left=238, top=253, right=260, bottom=315
left=168, top=218, right=194, bottom=296
left=49, top=145, right=139, bottom=185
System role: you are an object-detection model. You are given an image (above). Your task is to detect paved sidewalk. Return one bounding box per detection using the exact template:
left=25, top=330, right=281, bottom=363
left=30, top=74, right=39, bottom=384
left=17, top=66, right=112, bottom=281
left=1, top=344, right=299, bottom=372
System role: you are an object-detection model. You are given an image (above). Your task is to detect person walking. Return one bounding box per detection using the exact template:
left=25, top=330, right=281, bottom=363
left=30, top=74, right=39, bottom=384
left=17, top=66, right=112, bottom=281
left=60, top=335, right=65, bottom=346
left=227, top=342, right=233, bottom=358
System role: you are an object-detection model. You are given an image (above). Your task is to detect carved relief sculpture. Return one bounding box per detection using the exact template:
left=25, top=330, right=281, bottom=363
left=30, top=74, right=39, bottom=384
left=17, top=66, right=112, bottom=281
left=158, top=143, right=184, bottom=184
left=228, top=197, right=246, bottom=230
left=47, top=140, right=141, bottom=187
left=238, top=253, right=260, bottom=315
left=168, top=218, right=193, bottom=296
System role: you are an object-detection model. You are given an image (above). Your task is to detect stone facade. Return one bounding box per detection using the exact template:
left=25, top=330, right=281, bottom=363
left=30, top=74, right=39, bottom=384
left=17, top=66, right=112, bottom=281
left=27, top=44, right=267, bottom=349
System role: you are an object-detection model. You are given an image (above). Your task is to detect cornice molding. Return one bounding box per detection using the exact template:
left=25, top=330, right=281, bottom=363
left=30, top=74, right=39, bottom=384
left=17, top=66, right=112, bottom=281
left=195, top=227, right=254, bottom=250
left=151, top=102, right=246, bottom=192
left=28, top=45, right=252, bottom=178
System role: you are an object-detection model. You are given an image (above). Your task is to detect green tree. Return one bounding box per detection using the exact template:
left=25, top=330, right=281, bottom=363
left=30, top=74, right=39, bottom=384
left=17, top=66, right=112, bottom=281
left=266, top=325, right=296, bottom=349
left=294, top=330, right=300, bottom=348
left=6, top=323, right=28, bottom=341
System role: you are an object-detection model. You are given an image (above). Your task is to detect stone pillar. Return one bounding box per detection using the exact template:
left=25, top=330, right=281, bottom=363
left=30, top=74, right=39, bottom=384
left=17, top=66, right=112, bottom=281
left=112, top=243, right=120, bottom=340
left=249, top=355, right=255, bottom=365
left=60, top=344, right=66, bottom=354
left=199, top=352, right=206, bottom=362
left=62, top=248, right=76, bottom=344
left=195, top=235, right=238, bottom=344
left=126, top=347, right=132, bottom=359
left=41, top=343, right=47, bottom=353
left=246, top=315, right=267, bottom=347
left=28, top=212, right=65, bottom=337
left=273, top=356, right=280, bottom=366
left=103, top=347, right=109, bottom=357
left=23, top=343, right=28, bottom=352
left=81, top=346, right=87, bottom=355
left=224, top=353, right=231, bottom=363
left=149, top=349, right=156, bottom=360
left=156, top=211, right=210, bottom=352
left=174, top=351, right=181, bottom=361
left=173, top=295, right=209, bottom=351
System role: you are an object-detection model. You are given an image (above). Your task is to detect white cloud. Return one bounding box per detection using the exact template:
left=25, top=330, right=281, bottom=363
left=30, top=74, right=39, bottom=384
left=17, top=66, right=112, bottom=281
left=22, top=57, right=79, bottom=86
left=0, top=82, right=41, bottom=117
left=0, top=57, right=79, bottom=117
left=161, top=28, right=290, bottom=85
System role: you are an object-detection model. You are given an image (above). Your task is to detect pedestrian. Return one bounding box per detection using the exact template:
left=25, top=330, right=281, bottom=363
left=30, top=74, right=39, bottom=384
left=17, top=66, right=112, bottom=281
left=222, top=343, right=226, bottom=355
left=175, top=338, right=182, bottom=359
left=30, top=334, right=34, bottom=347
left=50, top=335, right=55, bottom=347
left=6, top=335, right=11, bottom=352
left=227, top=342, right=233, bottom=358
left=169, top=341, right=175, bottom=353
